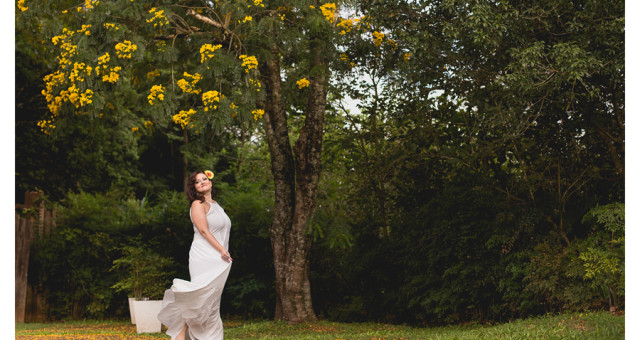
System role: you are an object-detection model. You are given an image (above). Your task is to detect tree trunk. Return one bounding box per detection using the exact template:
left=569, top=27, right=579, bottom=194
left=260, top=42, right=328, bottom=323
left=15, top=213, right=34, bottom=323
left=182, top=130, right=189, bottom=193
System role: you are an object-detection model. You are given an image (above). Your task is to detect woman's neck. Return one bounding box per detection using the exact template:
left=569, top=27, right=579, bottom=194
left=202, top=194, right=213, bottom=202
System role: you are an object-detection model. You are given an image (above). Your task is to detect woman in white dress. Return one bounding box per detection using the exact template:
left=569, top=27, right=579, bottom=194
left=158, top=170, right=233, bottom=340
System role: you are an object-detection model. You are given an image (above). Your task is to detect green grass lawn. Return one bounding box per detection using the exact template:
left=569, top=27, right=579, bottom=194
left=15, top=311, right=623, bottom=339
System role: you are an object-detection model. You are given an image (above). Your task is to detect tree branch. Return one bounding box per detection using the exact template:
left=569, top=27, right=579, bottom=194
left=186, top=8, right=225, bottom=30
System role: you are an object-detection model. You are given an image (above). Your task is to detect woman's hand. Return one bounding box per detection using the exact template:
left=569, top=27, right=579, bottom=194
left=221, top=250, right=233, bottom=263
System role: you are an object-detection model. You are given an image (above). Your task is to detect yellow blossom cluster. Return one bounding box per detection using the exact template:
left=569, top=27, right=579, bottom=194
left=148, top=85, right=165, bottom=105
left=77, top=24, right=92, bottom=36
left=387, top=38, right=397, bottom=49
left=98, top=52, right=110, bottom=65
left=240, top=16, right=252, bottom=23
left=131, top=127, right=139, bottom=133
left=115, top=40, right=137, bottom=59
left=79, top=89, right=94, bottom=107
left=229, top=102, right=238, bottom=117
left=42, top=71, right=66, bottom=114
left=103, top=23, right=119, bottom=30
left=202, top=91, right=220, bottom=111
left=69, top=62, right=94, bottom=83
left=52, top=29, right=78, bottom=70
left=42, top=28, right=95, bottom=118
left=41, top=21, right=132, bottom=131
left=37, top=119, right=55, bottom=134
left=147, top=69, right=160, bottom=79
left=239, top=55, right=258, bottom=73
left=58, top=42, right=78, bottom=69
left=252, top=109, right=264, bottom=120
left=200, top=44, right=222, bottom=63
left=102, top=66, right=122, bottom=83
left=50, top=84, right=94, bottom=112
left=77, top=0, right=99, bottom=12
left=147, top=8, right=169, bottom=28
left=93, top=52, right=121, bottom=83
left=61, top=85, right=79, bottom=105
left=177, top=72, right=203, bottom=94
left=403, top=52, right=411, bottom=62
left=339, top=53, right=356, bottom=68
left=337, top=18, right=354, bottom=35
left=249, top=78, right=261, bottom=92
left=17, top=0, right=28, bottom=11
left=252, top=0, right=264, bottom=7
left=296, top=78, right=310, bottom=89
left=69, top=63, right=85, bottom=82
left=144, top=120, right=154, bottom=128
left=85, top=0, right=99, bottom=10
left=320, top=3, right=336, bottom=23
left=372, top=31, right=384, bottom=46
left=51, top=28, right=73, bottom=46
left=356, top=15, right=370, bottom=29
left=173, top=109, right=196, bottom=129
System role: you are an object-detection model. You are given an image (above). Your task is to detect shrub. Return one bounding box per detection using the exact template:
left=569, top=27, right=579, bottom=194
left=575, top=202, right=624, bottom=311
left=111, top=245, right=175, bottom=300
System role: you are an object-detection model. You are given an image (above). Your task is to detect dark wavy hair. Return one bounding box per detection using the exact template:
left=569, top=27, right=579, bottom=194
left=186, top=170, right=216, bottom=203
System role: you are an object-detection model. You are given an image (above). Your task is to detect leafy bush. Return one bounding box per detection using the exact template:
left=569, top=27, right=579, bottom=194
left=576, top=203, right=624, bottom=311
left=217, top=179, right=275, bottom=318
left=111, top=245, right=175, bottom=300
left=523, top=240, right=597, bottom=313
left=519, top=203, right=625, bottom=314
left=28, top=190, right=189, bottom=319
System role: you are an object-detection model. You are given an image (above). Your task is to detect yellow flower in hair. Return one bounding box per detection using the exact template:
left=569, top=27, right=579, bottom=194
left=204, top=170, right=214, bottom=179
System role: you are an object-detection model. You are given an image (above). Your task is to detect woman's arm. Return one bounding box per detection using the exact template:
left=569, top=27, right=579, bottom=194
left=191, top=201, right=232, bottom=263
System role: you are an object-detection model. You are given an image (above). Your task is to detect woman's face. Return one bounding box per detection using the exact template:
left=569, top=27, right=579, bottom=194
left=194, top=173, right=211, bottom=193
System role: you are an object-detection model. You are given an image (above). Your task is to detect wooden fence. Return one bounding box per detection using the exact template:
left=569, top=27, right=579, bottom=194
left=15, top=191, right=56, bottom=323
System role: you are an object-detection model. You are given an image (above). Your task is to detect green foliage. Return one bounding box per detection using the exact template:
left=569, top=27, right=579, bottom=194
left=575, top=203, right=624, bottom=310
left=312, top=0, right=624, bottom=324
left=523, top=240, right=597, bottom=313
left=582, top=203, right=624, bottom=235
left=217, top=176, right=275, bottom=318
left=29, top=204, right=121, bottom=318
left=28, top=190, right=186, bottom=319
left=309, top=173, right=354, bottom=250
left=111, top=245, right=175, bottom=300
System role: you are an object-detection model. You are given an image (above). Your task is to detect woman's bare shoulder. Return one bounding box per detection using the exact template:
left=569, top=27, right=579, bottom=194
left=191, top=200, right=205, bottom=209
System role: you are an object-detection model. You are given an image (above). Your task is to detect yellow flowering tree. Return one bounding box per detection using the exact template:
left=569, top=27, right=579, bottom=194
left=24, top=0, right=368, bottom=324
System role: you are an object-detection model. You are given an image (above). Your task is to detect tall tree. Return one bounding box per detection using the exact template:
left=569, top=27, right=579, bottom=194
left=318, top=0, right=624, bottom=322
left=21, top=0, right=361, bottom=322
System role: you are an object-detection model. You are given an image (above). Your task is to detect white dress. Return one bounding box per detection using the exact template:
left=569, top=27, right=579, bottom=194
left=158, top=201, right=232, bottom=340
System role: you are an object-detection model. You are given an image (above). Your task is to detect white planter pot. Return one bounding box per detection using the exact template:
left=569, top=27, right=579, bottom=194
left=132, top=299, right=163, bottom=333
left=128, top=297, right=136, bottom=324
